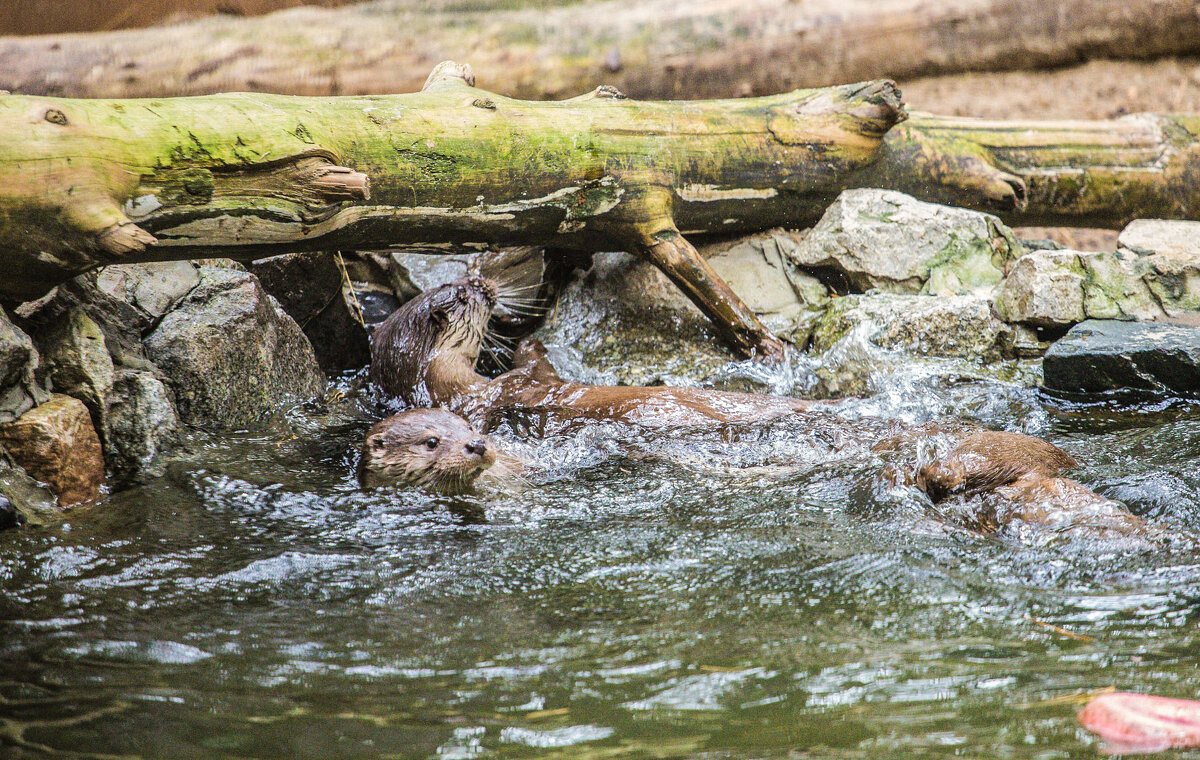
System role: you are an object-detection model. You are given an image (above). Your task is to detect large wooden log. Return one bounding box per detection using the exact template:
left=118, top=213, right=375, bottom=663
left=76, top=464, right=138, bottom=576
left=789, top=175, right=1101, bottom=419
left=3, top=0, right=1200, bottom=101
left=0, top=64, right=907, bottom=359
left=2, top=64, right=1198, bottom=357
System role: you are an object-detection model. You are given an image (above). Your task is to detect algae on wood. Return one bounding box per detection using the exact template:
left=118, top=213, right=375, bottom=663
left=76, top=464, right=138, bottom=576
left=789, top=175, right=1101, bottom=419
left=3, top=62, right=1199, bottom=357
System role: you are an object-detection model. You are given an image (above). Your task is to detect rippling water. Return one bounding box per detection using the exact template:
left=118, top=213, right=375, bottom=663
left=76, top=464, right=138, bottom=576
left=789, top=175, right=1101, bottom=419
left=2, top=359, right=1200, bottom=759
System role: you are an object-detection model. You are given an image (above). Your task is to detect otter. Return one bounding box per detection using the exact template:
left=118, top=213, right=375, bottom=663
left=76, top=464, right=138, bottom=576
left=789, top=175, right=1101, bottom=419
left=369, top=276, right=1127, bottom=523
left=370, top=276, right=815, bottom=431
left=359, top=408, right=496, bottom=492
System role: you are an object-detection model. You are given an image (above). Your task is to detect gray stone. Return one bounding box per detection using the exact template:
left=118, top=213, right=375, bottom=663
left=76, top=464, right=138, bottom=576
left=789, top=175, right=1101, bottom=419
left=811, top=293, right=1023, bottom=360
left=145, top=268, right=326, bottom=429
left=249, top=252, right=370, bottom=374
left=37, top=307, right=116, bottom=427
left=1117, top=219, right=1200, bottom=256
left=95, top=261, right=200, bottom=322
left=104, top=370, right=181, bottom=483
left=0, top=454, right=59, bottom=524
left=788, top=189, right=1024, bottom=295
left=0, top=306, right=49, bottom=424
left=1043, top=320, right=1200, bottom=399
left=995, top=248, right=1196, bottom=327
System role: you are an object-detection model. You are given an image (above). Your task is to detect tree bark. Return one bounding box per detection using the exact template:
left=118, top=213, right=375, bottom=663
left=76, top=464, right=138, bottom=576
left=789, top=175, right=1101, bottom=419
left=3, top=0, right=1200, bottom=101
left=1, top=64, right=1197, bottom=356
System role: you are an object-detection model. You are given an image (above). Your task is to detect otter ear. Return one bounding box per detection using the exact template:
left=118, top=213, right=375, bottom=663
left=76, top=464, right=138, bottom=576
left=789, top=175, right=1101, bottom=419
left=369, top=437, right=385, bottom=452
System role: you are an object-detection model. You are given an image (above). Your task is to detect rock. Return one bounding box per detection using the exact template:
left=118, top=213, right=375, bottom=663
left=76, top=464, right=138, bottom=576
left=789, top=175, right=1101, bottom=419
left=1043, top=320, right=1200, bottom=400
left=104, top=370, right=181, bottom=483
left=95, top=261, right=200, bottom=322
left=811, top=293, right=1027, bottom=360
left=15, top=271, right=157, bottom=371
left=0, top=306, right=50, bottom=424
left=378, top=250, right=476, bottom=302
left=788, top=189, right=1025, bottom=295
left=37, top=307, right=116, bottom=428
left=1117, top=219, right=1200, bottom=256
left=145, top=267, right=326, bottom=429
left=249, top=252, right=371, bottom=374
left=995, top=249, right=1197, bottom=327
left=0, top=456, right=58, bottom=525
left=534, top=232, right=827, bottom=387
left=807, top=294, right=1041, bottom=398
left=0, top=394, right=105, bottom=506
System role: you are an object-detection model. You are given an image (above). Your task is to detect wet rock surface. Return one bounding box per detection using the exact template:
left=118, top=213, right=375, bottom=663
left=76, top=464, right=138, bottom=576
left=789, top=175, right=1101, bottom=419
left=0, top=305, right=49, bottom=424
left=104, top=370, right=182, bottom=483
left=1043, top=320, right=1200, bottom=400
left=145, top=267, right=325, bottom=430
left=787, top=189, right=1025, bottom=296
left=37, top=307, right=116, bottom=428
left=250, top=252, right=370, bottom=374
left=534, top=233, right=827, bottom=387
left=0, top=393, right=105, bottom=506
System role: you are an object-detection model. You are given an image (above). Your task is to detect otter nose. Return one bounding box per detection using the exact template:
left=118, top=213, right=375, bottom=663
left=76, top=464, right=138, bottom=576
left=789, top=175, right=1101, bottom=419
left=465, top=439, right=488, bottom=457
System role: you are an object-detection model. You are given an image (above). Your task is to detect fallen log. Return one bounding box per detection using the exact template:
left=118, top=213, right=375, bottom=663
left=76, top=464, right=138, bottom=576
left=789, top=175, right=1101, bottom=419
left=2, top=64, right=1198, bottom=358
left=4, top=0, right=1200, bottom=101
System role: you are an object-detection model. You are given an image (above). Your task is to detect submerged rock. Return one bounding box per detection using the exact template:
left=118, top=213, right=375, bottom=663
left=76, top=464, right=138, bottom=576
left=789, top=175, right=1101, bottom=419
left=0, top=306, right=50, bottom=424
left=0, top=394, right=105, bottom=506
left=145, top=267, right=325, bottom=429
left=787, top=189, right=1024, bottom=296
left=1043, top=320, right=1200, bottom=400
left=250, top=252, right=370, bottom=374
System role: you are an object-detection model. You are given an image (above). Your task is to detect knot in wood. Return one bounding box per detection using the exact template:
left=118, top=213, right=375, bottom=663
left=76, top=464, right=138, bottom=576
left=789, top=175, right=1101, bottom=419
left=43, top=108, right=68, bottom=125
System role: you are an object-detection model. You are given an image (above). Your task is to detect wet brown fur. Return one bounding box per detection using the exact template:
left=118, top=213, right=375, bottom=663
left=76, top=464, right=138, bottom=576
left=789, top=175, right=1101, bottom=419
left=359, top=408, right=496, bottom=493
left=369, top=277, right=1138, bottom=531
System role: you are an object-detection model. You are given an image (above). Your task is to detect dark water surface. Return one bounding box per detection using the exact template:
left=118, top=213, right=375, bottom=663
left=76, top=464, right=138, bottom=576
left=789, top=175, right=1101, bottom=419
left=3, top=366, right=1200, bottom=759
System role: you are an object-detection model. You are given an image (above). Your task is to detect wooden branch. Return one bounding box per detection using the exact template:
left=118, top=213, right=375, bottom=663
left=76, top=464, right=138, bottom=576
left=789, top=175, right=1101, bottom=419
left=2, top=63, right=1198, bottom=355
left=3, top=0, right=1200, bottom=101
left=0, top=65, right=904, bottom=358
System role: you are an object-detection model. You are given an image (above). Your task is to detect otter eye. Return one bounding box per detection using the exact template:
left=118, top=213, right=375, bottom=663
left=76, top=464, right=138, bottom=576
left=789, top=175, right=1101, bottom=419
left=424, top=437, right=439, bottom=450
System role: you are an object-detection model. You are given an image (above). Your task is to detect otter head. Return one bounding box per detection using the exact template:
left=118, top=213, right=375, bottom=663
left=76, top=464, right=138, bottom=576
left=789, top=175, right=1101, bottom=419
left=370, top=276, right=498, bottom=407
left=359, top=408, right=497, bottom=492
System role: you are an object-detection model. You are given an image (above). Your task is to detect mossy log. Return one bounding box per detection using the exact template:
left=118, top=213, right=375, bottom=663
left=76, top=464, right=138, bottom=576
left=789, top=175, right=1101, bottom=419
left=4, top=0, right=1200, bottom=101
left=1, top=63, right=1198, bottom=357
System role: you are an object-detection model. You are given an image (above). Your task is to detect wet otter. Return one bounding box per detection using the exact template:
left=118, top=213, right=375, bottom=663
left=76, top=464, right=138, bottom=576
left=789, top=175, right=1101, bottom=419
left=370, top=276, right=815, bottom=431
left=359, top=408, right=496, bottom=492
left=369, top=277, right=1125, bottom=522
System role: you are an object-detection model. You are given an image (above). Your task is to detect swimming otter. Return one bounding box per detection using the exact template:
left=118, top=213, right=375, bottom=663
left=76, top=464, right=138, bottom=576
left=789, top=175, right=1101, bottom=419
left=370, top=276, right=815, bottom=431
left=359, top=408, right=496, bottom=492
left=369, top=277, right=1122, bottom=520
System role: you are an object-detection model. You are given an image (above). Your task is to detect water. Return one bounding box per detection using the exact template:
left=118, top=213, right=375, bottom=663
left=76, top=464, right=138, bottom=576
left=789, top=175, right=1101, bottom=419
left=3, top=363, right=1200, bottom=759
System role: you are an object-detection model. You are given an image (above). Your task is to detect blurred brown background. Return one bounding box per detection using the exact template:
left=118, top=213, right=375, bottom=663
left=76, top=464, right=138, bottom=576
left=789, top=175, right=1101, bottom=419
left=1, top=0, right=361, bottom=35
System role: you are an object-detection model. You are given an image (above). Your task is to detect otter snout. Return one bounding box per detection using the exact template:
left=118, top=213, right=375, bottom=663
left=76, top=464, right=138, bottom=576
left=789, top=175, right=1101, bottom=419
left=466, top=439, right=488, bottom=456
left=464, top=275, right=498, bottom=305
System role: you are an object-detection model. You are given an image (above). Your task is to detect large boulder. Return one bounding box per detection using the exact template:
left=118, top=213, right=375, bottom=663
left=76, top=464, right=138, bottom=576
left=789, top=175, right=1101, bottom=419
left=145, top=267, right=326, bottom=429
left=995, top=248, right=1198, bottom=327
left=787, top=189, right=1025, bottom=296
left=249, top=252, right=371, bottom=374
left=0, top=306, right=50, bottom=424
left=1043, top=320, right=1200, bottom=400
left=534, top=231, right=828, bottom=387
left=95, top=261, right=200, bottom=323
left=0, top=394, right=105, bottom=506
